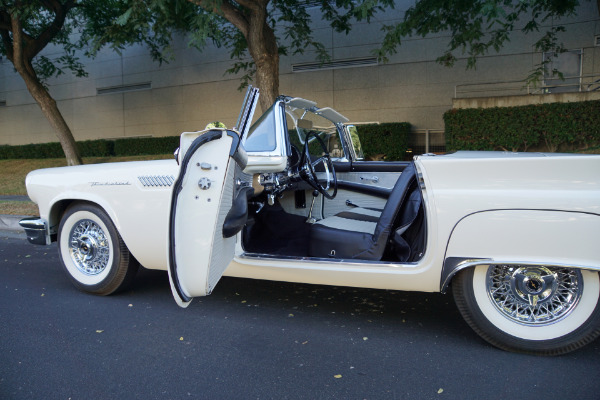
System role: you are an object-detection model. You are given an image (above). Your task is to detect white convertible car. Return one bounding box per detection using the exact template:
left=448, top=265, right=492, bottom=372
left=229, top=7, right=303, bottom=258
left=20, top=87, right=600, bottom=355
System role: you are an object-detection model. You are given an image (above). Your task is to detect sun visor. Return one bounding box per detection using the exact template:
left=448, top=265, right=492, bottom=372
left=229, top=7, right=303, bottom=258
left=315, top=107, right=349, bottom=123
left=286, top=98, right=317, bottom=110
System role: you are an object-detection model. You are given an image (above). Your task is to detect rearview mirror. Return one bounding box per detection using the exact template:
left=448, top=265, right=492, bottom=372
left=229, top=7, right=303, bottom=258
left=297, top=119, right=313, bottom=130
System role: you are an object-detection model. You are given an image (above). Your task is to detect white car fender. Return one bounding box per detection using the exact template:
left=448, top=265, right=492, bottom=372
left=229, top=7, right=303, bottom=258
left=25, top=161, right=178, bottom=271
left=441, top=209, right=600, bottom=289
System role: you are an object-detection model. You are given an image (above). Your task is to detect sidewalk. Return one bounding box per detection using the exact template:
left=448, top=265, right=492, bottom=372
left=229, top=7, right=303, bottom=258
left=0, top=195, right=31, bottom=233
left=1, top=195, right=30, bottom=202
left=0, top=214, right=26, bottom=232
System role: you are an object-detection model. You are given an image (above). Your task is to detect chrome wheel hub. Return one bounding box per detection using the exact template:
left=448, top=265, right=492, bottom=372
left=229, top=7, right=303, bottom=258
left=486, top=265, right=583, bottom=325
left=69, top=219, right=110, bottom=276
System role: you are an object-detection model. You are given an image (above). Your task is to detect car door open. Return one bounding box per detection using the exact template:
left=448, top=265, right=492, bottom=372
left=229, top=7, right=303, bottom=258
left=168, top=130, right=249, bottom=307
left=168, top=87, right=259, bottom=307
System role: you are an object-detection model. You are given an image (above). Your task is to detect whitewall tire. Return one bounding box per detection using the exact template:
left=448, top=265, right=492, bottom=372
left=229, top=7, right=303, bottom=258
left=58, top=203, right=138, bottom=295
left=453, top=264, right=600, bottom=355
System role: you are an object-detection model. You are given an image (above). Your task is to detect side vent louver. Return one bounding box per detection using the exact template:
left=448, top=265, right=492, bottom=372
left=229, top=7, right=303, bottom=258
left=138, top=175, right=175, bottom=187
left=292, top=57, right=378, bottom=73
left=97, top=82, right=152, bottom=95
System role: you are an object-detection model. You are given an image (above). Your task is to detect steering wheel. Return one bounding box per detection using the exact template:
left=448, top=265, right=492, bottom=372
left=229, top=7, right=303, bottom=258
left=299, top=131, right=337, bottom=199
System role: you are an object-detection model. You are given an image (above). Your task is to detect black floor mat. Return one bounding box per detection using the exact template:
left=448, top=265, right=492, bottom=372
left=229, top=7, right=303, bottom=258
left=242, top=203, right=310, bottom=257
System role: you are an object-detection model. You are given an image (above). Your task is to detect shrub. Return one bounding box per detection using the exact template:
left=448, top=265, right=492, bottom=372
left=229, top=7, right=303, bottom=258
left=444, top=100, right=600, bottom=152
left=357, top=122, right=411, bottom=161
left=0, top=123, right=414, bottom=161
left=0, top=136, right=180, bottom=160
left=113, top=136, right=180, bottom=156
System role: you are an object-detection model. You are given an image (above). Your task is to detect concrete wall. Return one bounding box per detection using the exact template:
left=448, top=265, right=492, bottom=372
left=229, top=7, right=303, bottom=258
left=453, top=91, right=600, bottom=109
left=0, top=1, right=599, bottom=146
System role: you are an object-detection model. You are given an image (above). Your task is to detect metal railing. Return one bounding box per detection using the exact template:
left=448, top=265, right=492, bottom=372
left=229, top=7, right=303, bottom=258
left=408, top=129, right=446, bottom=155
left=454, top=74, right=600, bottom=99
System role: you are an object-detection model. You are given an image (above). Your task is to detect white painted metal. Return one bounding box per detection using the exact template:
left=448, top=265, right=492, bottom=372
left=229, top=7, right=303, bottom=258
left=25, top=159, right=178, bottom=270
left=23, top=142, right=600, bottom=295
left=170, top=131, right=236, bottom=302
left=417, top=152, right=600, bottom=270
left=446, top=210, right=600, bottom=268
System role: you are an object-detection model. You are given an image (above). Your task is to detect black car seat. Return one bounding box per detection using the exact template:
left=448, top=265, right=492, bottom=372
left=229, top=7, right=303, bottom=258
left=308, top=163, right=420, bottom=261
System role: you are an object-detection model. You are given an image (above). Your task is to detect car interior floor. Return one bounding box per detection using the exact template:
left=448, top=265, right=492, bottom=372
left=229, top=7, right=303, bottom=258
left=242, top=201, right=311, bottom=257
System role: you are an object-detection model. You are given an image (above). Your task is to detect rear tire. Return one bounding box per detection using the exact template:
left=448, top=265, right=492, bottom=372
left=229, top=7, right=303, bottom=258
left=453, top=265, right=600, bottom=355
left=58, top=203, right=138, bottom=295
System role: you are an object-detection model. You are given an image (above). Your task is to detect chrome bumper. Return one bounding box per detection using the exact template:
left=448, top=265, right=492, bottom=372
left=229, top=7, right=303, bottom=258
left=19, top=217, right=51, bottom=245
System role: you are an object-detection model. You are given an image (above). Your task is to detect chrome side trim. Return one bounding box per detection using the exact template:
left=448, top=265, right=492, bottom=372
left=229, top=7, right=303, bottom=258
left=238, top=252, right=421, bottom=267
left=441, top=258, right=600, bottom=293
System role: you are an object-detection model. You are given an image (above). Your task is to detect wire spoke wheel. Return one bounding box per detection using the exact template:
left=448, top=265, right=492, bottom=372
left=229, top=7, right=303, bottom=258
left=453, top=264, right=600, bottom=355
left=69, top=219, right=111, bottom=276
left=58, top=203, right=138, bottom=295
left=486, top=265, right=582, bottom=326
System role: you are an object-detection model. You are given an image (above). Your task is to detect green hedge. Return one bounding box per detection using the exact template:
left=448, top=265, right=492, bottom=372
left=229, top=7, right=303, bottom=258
left=0, top=123, right=412, bottom=161
left=357, top=122, right=411, bottom=161
left=0, top=136, right=180, bottom=160
left=113, top=136, right=180, bottom=156
left=444, top=100, right=600, bottom=152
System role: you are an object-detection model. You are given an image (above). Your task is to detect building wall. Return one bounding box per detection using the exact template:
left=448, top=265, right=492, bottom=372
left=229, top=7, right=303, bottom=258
left=453, top=91, right=600, bottom=109
left=0, top=1, right=599, bottom=146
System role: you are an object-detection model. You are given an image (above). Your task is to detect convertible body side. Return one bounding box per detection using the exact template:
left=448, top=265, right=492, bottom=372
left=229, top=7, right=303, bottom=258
left=23, top=150, right=600, bottom=294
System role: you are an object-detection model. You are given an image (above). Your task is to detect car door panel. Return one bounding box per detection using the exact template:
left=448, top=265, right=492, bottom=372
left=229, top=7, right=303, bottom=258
left=322, top=161, right=408, bottom=218
left=168, top=130, right=242, bottom=307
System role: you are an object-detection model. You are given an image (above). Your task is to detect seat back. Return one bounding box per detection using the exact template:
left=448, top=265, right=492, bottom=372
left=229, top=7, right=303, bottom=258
left=355, top=163, right=417, bottom=259
left=308, top=163, right=419, bottom=260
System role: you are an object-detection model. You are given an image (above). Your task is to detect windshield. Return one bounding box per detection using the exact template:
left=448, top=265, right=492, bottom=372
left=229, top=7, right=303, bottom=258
left=285, top=106, right=346, bottom=161
left=244, top=103, right=278, bottom=152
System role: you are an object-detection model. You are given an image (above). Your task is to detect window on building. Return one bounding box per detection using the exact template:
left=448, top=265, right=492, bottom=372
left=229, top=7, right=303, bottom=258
left=543, top=49, right=583, bottom=93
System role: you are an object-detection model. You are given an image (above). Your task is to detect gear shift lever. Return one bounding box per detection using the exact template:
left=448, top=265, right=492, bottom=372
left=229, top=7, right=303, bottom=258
left=306, top=190, right=319, bottom=224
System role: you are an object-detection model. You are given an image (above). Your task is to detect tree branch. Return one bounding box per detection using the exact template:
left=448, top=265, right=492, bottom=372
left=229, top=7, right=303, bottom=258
left=189, top=0, right=249, bottom=37
left=24, top=0, right=76, bottom=60
left=39, top=0, right=59, bottom=12
left=234, top=0, right=258, bottom=10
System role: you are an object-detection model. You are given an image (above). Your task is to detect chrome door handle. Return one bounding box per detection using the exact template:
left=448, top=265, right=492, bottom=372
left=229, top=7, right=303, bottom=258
left=360, top=176, right=379, bottom=183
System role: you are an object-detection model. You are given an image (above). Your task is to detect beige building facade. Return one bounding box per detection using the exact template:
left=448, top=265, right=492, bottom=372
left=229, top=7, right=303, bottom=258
left=1, top=1, right=599, bottom=146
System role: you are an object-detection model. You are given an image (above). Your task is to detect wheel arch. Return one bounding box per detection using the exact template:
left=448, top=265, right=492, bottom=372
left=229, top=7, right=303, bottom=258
left=440, top=209, right=600, bottom=291
left=48, top=197, right=123, bottom=243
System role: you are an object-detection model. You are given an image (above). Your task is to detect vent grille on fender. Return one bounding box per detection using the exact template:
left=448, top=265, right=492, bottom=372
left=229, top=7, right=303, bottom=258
left=138, top=175, right=175, bottom=187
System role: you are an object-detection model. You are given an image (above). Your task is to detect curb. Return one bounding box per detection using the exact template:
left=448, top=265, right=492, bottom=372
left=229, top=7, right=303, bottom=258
left=0, top=214, right=27, bottom=232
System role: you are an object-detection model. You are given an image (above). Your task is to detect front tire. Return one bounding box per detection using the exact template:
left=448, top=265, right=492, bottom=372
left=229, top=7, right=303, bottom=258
left=58, top=203, right=138, bottom=295
left=453, top=265, right=600, bottom=355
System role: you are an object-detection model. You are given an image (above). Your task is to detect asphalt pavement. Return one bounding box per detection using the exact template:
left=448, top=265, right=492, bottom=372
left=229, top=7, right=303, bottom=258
left=1, top=233, right=600, bottom=400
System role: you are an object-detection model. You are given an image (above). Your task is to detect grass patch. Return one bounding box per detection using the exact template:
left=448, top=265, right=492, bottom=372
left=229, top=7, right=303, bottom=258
left=0, top=154, right=172, bottom=196
left=0, top=201, right=39, bottom=216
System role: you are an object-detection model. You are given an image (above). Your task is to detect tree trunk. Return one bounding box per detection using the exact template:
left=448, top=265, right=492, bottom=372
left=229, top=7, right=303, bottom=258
left=253, top=48, right=279, bottom=112
left=197, top=0, right=280, bottom=111
left=244, top=5, right=280, bottom=112
left=18, top=68, right=82, bottom=166
left=3, top=1, right=82, bottom=165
